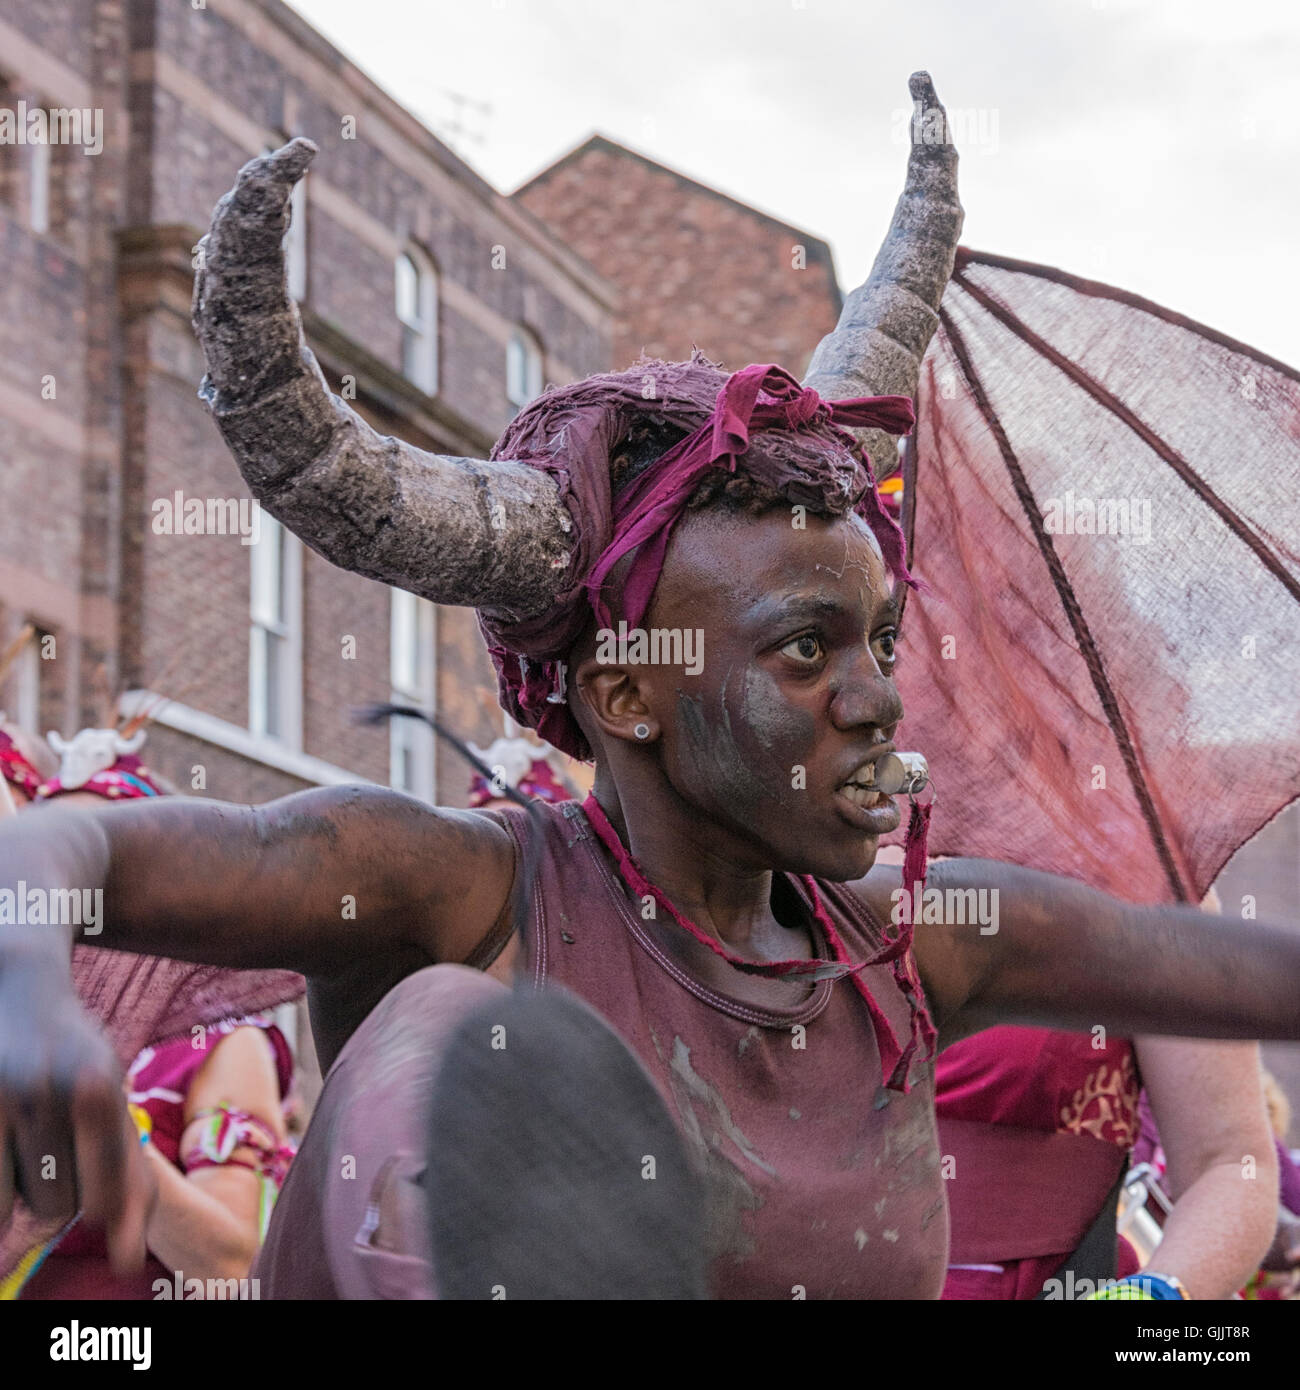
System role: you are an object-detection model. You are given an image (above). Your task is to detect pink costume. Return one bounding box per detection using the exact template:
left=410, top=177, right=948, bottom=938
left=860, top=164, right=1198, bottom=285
left=466, top=737, right=576, bottom=808
left=935, top=1025, right=1142, bottom=1299
left=0, top=728, right=305, bottom=1296
left=0, top=731, right=44, bottom=800
left=34, top=752, right=166, bottom=801
left=21, top=1016, right=293, bottom=1299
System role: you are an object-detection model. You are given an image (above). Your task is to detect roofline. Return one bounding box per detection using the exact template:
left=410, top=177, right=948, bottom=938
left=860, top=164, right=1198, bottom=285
left=516, top=132, right=841, bottom=274
left=254, top=0, right=619, bottom=312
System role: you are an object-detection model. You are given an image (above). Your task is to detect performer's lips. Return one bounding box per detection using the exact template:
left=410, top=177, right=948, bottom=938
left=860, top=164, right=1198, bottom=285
left=834, top=751, right=901, bottom=833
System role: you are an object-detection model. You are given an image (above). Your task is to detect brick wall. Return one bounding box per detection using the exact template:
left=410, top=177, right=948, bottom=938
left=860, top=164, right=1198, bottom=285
left=0, top=0, right=129, bottom=735
left=0, top=0, right=612, bottom=810
left=516, top=136, right=842, bottom=376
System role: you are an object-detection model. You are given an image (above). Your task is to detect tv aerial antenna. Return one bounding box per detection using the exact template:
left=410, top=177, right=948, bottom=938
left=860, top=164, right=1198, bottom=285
left=431, top=88, right=492, bottom=156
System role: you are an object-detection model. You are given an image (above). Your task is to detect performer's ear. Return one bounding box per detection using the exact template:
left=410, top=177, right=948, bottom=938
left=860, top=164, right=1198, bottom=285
left=571, top=658, right=658, bottom=746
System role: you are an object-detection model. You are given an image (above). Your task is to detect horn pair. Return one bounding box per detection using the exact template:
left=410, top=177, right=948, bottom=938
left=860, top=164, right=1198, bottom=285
left=191, top=74, right=962, bottom=616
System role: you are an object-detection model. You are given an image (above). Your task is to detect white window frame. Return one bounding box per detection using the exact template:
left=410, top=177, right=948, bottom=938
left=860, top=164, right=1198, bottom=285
left=396, top=248, right=438, bottom=395
left=389, top=588, right=436, bottom=799
left=248, top=514, right=303, bottom=748
left=506, top=327, right=544, bottom=412
left=12, top=631, right=41, bottom=733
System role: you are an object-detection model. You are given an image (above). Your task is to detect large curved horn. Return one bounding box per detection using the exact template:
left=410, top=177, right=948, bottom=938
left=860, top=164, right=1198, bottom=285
left=803, top=72, right=964, bottom=471
left=191, top=140, right=573, bottom=621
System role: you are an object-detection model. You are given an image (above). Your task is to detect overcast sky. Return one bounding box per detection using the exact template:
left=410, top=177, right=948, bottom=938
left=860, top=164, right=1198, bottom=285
left=286, top=0, right=1300, bottom=367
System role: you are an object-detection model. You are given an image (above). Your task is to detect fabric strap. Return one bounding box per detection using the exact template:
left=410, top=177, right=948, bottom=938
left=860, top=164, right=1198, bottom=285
left=581, top=793, right=934, bottom=1092
left=585, top=363, right=916, bottom=634
left=1035, top=1167, right=1127, bottom=1299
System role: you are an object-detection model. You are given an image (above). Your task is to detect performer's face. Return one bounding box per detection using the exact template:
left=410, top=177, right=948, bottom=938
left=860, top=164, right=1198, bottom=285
left=642, top=506, right=906, bottom=880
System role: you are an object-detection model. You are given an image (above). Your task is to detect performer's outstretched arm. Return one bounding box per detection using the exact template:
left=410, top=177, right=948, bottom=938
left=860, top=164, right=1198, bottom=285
left=864, top=857, right=1300, bottom=1045
left=0, top=786, right=513, bottom=978
left=0, top=788, right=514, bottom=1265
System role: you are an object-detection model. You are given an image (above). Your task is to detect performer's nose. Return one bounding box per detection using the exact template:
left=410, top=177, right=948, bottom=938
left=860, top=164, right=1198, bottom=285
left=828, top=648, right=903, bottom=733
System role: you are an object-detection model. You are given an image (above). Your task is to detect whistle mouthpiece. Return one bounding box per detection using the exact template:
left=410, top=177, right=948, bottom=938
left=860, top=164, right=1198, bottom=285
left=875, top=752, right=929, bottom=797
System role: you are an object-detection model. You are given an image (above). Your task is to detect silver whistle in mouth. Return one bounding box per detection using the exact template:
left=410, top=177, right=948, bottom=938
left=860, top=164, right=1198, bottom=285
left=874, top=752, right=929, bottom=797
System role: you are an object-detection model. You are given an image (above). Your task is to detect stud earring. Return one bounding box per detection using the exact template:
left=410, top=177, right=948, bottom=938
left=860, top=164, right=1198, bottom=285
left=633, top=723, right=650, bottom=740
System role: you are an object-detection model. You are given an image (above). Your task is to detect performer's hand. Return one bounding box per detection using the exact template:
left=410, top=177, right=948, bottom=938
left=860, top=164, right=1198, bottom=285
left=0, top=958, right=153, bottom=1271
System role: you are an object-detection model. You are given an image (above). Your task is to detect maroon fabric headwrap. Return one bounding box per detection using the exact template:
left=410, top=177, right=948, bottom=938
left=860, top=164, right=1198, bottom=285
left=480, top=358, right=917, bottom=759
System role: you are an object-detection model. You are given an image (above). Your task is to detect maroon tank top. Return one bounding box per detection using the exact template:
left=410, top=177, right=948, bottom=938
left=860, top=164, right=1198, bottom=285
left=498, top=799, right=949, bottom=1300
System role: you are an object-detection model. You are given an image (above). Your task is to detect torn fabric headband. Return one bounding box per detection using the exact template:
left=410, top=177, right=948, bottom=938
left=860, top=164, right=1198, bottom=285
left=585, top=363, right=916, bottom=634
left=481, top=359, right=917, bottom=760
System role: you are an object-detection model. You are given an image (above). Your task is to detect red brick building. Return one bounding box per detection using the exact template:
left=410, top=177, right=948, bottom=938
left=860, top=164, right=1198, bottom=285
left=515, top=134, right=842, bottom=376
left=0, top=0, right=613, bottom=814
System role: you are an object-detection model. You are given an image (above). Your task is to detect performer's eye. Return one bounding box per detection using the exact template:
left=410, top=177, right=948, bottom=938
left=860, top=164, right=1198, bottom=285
left=781, top=633, right=825, bottom=665
left=873, top=629, right=898, bottom=666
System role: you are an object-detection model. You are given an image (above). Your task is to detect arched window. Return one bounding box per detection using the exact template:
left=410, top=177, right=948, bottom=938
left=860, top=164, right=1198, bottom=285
left=506, top=327, right=543, bottom=414
left=396, top=248, right=438, bottom=394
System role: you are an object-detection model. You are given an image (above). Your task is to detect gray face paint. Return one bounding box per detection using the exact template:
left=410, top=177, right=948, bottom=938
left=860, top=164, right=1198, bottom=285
left=674, top=686, right=757, bottom=813
left=741, top=668, right=782, bottom=755
left=675, top=659, right=814, bottom=824
left=652, top=508, right=899, bottom=879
